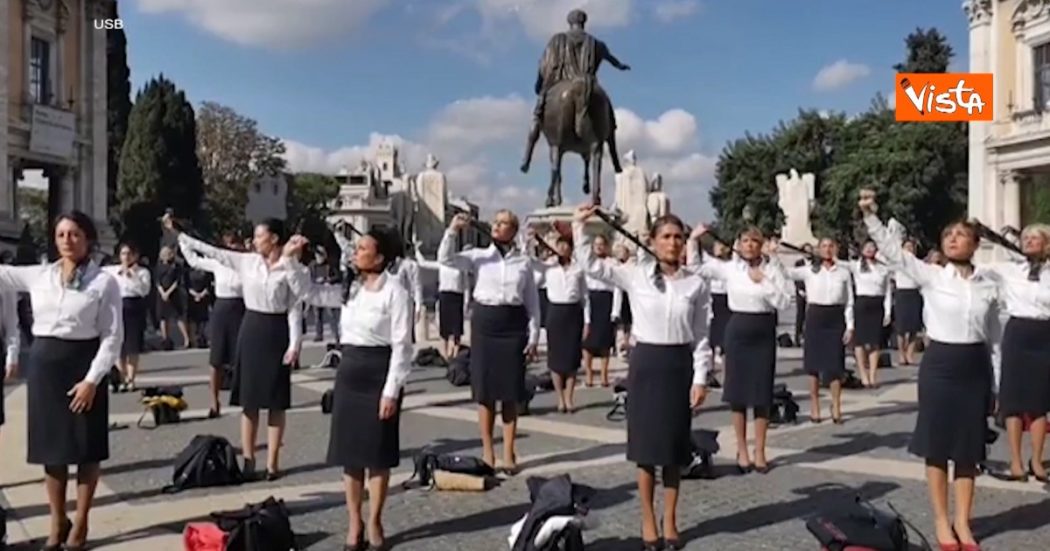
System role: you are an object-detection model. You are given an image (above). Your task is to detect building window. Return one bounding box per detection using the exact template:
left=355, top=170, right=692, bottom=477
left=1036, top=42, right=1050, bottom=112
left=29, top=37, right=52, bottom=104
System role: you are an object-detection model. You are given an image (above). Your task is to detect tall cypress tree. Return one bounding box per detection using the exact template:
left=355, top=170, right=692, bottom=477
left=116, top=75, right=203, bottom=261
left=106, top=0, right=131, bottom=226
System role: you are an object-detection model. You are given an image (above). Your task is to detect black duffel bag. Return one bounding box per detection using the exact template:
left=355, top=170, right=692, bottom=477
left=212, top=496, right=297, bottom=551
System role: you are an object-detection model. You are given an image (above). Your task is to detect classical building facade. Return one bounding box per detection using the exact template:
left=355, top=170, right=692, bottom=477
left=245, top=171, right=290, bottom=225
left=1, top=0, right=113, bottom=251
left=966, top=0, right=1050, bottom=258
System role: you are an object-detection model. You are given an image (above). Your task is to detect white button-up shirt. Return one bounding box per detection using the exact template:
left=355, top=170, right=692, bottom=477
left=416, top=250, right=468, bottom=294
left=537, top=259, right=591, bottom=324
left=574, top=223, right=712, bottom=384
left=306, top=273, right=413, bottom=399
left=893, top=269, right=919, bottom=290
left=785, top=262, right=855, bottom=330
left=1, top=291, right=19, bottom=366
left=0, top=262, right=122, bottom=385
left=180, top=245, right=243, bottom=299
left=686, top=241, right=792, bottom=314
left=983, top=256, right=1050, bottom=320
left=849, top=261, right=893, bottom=318
left=438, top=229, right=541, bottom=345
left=102, top=265, right=152, bottom=298
left=390, top=257, right=423, bottom=313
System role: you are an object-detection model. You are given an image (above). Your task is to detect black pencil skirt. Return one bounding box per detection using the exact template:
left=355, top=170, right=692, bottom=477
left=722, top=312, right=777, bottom=409
left=538, top=288, right=549, bottom=329
left=909, top=341, right=992, bottom=464
left=627, top=343, right=693, bottom=467
left=853, top=296, right=886, bottom=348
left=157, top=292, right=185, bottom=321
left=470, top=304, right=528, bottom=404
left=998, top=317, right=1050, bottom=417
left=327, top=345, right=402, bottom=470
left=210, top=298, right=245, bottom=367
left=619, top=293, right=633, bottom=327
left=231, top=311, right=291, bottom=411
left=27, top=338, right=108, bottom=465
left=583, top=290, right=615, bottom=357
left=710, top=293, right=729, bottom=350
left=893, top=289, right=923, bottom=335
left=804, top=304, right=847, bottom=383
left=121, top=297, right=148, bottom=356
left=438, top=291, right=465, bottom=339
left=546, top=302, right=584, bottom=376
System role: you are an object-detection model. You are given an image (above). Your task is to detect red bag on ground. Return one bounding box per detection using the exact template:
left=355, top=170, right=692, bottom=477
left=183, top=522, right=227, bottom=551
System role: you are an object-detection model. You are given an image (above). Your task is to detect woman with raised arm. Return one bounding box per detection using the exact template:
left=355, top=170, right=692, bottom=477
left=894, top=239, right=924, bottom=366
left=534, top=234, right=590, bottom=413
left=687, top=225, right=792, bottom=475
left=847, top=239, right=893, bottom=387
left=782, top=238, right=854, bottom=424
left=581, top=234, right=617, bottom=387
left=574, top=204, right=710, bottom=550
left=859, top=190, right=999, bottom=550
left=438, top=210, right=540, bottom=473
left=706, top=240, right=732, bottom=370
left=102, top=243, right=151, bottom=392
left=303, top=227, right=412, bottom=551
left=0, top=212, right=121, bottom=551
left=180, top=231, right=246, bottom=418
left=981, top=224, right=1050, bottom=484
left=166, top=214, right=309, bottom=480
left=415, top=248, right=469, bottom=359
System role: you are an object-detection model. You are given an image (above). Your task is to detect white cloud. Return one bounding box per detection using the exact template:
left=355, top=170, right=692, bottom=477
left=653, top=0, right=701, bottom=23
left=425, top=95, right=532, bottom=154
left=473, top=0, right=633, bottom=40
left=812, top=60, right=871, bottom=92
left=615, top=108, right=699, bottom=156
left=133, top=0, right=387, bottom=49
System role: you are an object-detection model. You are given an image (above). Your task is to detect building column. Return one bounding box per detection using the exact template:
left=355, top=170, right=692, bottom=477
left=89, top=0, right=113, bottom=246
left=1001, top=170, right=1023, bottom=230
left=0, top=1, right=14, bottom=238
left=964, top=0, right=994, bottom=234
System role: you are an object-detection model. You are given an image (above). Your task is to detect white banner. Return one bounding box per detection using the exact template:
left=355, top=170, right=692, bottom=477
left=29, top=105, right=76, bottom=160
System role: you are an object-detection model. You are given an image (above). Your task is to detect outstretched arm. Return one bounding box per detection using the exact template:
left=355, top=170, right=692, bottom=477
left=598, top=40, right=630, bottom=71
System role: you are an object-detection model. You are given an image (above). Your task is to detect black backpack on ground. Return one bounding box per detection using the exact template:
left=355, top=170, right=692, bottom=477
left=770, top=384, right=799, bottom=425
left=606, top=378, right=629, bottom=421
left=843, top=369, right=865, bottom=390
left=777, top=333, right=794, bottom=348
left=321, top=389, right=334, bottom=414
left=446, top=348, right=471, bottom=387
left=805, top=494, right=928, bottom=551
left=414, top=346, right=448, bottom=368
left=681, top=429, right=720, bottom=480
left=138, top=386, right=186, bottom=429
left=163, top=435, right=243, bottom=493
left=402, top=445, right=495, bottom=490
left=212, top=496, right=297, bottom=551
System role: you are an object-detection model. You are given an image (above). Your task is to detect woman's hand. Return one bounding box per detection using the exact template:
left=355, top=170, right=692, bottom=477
left=378, top=397, right=399, bottom=420
left=582, top=324, right=591, bottom=341
left=283, top=348, right=300, bottom=366
left=690, top=224, right=709, bottom=241
left=858, top=189, right=878, bottom=215
left=690, top=384, right=707, bottom=410
left=450, top=213, right=469, bottom=232
left=67, top=381, right=97, bottom=413
left=523, top=343, right=538, bottom=363
left=161, top=212, right=177, bottom=232
left=574, top=203, right=598, bottom=222
left=842, top=329, right=854, bottom=346
left=5, top=362, right=18, bottom=382
left=282, top=235, right=309, bottom=259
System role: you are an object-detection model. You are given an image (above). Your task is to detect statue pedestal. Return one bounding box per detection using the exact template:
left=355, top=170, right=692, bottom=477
left=524, top=206, right=616, bottom=238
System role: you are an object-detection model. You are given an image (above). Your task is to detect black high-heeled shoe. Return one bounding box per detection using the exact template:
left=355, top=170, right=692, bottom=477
left=40, top=517, right=72, bottom=551
left=641, top=540, right=662, bottom=551
left=1029, top=460, right=1049, bottom=483
left=664, top=537, right=684, bottom=550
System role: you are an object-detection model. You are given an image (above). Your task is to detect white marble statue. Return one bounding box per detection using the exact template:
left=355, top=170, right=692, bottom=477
left=646, top=172, right=670, bottom=222
left=775, top=169, right=817, bottom=246
left=613, top=150, right=652, bottom=238
left=412, top=153, right=449, bottom=252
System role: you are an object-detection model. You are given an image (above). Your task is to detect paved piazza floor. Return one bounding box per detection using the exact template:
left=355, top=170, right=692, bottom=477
left=3, top=317, right=1049, bottom=550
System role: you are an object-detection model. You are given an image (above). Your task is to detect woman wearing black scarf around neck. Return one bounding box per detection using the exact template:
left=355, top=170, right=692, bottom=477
left=533, top=234, right=589, bottom=413
left=438, top=210, right=540, bottom=473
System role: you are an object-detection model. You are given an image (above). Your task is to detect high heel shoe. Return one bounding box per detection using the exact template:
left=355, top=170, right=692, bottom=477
left=952, top=528, right=980, bottom=551
left=1029, top=460, right=1049, bottom=483
left=40, top=518, right=72, bottom=551
left=735, top=454, right=753, bottom=474
left=663, top=537, right=683, bottom=550
left=640, top=540, right=662, bottom=551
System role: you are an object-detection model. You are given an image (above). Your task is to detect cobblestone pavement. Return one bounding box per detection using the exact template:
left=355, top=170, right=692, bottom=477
left=3, top=318, right=1049, bottom=550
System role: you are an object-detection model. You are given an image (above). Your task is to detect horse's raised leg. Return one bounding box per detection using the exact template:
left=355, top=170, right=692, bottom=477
left=546, top=145, right=564, bottom=207
left=581, top=151, right=591, bottom=197
left=590, top=142, right=604, bottom=206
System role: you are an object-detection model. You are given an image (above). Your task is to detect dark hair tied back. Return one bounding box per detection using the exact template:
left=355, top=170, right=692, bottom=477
left=341, top=226, right=402, bottom=302
left=649, top=214, right=685, bottom=238
left=259, top=218, right=287, bottom=245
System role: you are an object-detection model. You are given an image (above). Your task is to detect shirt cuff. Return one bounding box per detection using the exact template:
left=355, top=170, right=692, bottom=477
left=381, top=376, right=405, bottom=400
left=692, top=363, right=710, bottom=386
left=4, top=345, right=18, bottom=366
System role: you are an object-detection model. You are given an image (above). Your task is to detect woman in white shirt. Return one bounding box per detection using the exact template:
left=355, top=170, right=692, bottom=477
left=860, top=191, right=998, bottom=550
left=574, top=205, right=709, bottom=550
left=0, top=212, right=122, bottom=551
left=581, top=234, right=617, bottom=387
left=416, top=249, right=469, bottom=359
left=102, top=243, right=151, bottom=392
left=984, top=224, right=1050, bottom=484
left=849, top=240, right=893, bottom=388
left=303, top=227, right=412, bottom=551
left=537, top=235, right=589, bottom=413
left=180, top=231, right=246, bottom=418
left=783, top=238, right=854, bottom=424
left=166, top=215, right=308, bottom=481
left=893, top=239, right=924, bottom=366
left=439, top=210, right=540, bottom=473
left=688, top=226, right=792, bottom=475
left=612, top=244, right=634, bottom=357
left=707, top=241, right=732, bottom=366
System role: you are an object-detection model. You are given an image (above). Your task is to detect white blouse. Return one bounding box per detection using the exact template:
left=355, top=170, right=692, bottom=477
left=181, top=245, right=243, bottom=298
left=537, top=260, right=591, bottom=324
left=686, top=241, right=792, bottom=314
left=784, top=262, right=855, bottom=330
left=575, top=223, right=712, bottom=384
left=849, top=260, right=893, bottom=312
left=1, top=291, right=19, bottom=366
left=306, top=274, right=413, bottom=399
left=0, top=262, right=122, bottom=385
left=391, top=258, right=423, bottom=312
left=865, top=215, right=1001, bottom=352
left=438, top=230, right=541, bottom=346
left=893, top=269, right=919, bottom=291
left=416, top=251, right=468, bottom=294
left=710, top=278, right=726, bottom=295
left=102, top=265, right=152, bottom=298
left=982, top=256, right=1050, bottom=320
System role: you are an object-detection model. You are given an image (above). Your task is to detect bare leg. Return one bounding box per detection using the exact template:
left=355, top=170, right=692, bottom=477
left=829, top=379, right=843, bottom=421
left=343, top=468, right=365, bottom=547
left=600, top=356, right=610, bottom=387
left=906, top=335, right=919, bottom=364
left=1006, top=416, right=1026, bottom=477
left=662, top=466, right=682, bottom=541
left=583, top=350, right=594, bottom=386
left=925, top=460, right=954, bottom=545
left=177, top=319, right=190, bottom=349
left=952, top=464, right=978, bottom=545
left=241, top=409, right=260, bottom=471
left=808, top=375, right=821, bottom=421
left=732, top=408, right=750, bottom=467
left=551, top=372, right=566, bottom=411
left=125, top=354, right=139, bottom=386
left=266, top=409, right=286, bottom=475
left=501, top=402, right=519, bottom=468
left=43, top=465, right=69, bottom=547
left=753, top=409, right=770, bottom=469
left=896, top=334, right=908, bottom=365
left=868, top=349, right=881, bottom=386
left=366, top=469, right=391, bottom=547
left=636, top=466, right=659, bottom=542
left=853, top=347, right=869, bottom=386
left=1031, top=417, right=1048, bottom=478
left=160, top=319, right=169, bottom=342
left=68, top=463, right=101, bottom=547
left=209, top=366, right=223, bottom=414
left=478, top=402, right=496, bottom=467
left=565, top=375, right=577, bottom=411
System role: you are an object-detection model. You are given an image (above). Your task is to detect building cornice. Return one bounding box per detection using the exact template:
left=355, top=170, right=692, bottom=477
left=1014, top=0, right=1050, bottom=31
left=963, top=0, right=994, bottom=27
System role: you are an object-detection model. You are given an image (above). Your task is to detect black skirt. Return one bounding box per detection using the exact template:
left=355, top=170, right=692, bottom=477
left=121, top=297, right=148, bottom=356
left=546, top=302, right=584, bottom=376
left=231, top=311, right=291, bottom=410
left=710, top=293, right=729, bottom=350
left=438, top=291, right=465, bottom=339
left=722, top=312, right=777, bottom=408
left=619, top=294, right=633, bottom=327
left=910, top=341, right=992, bottom=464
left=893, top=289, right=923, bottom=335
left=582, top=290, right=615, bottom=357
left=853, top=296, right=886, bottom=348
left=27, top=338, right=108, bottom=465
left=327, top=345, right=401, bottom=470
left=538, top=288, right=549, bottom=329
left=998, top=317, right=1050, bottom=417
left=210, top=298, right=245, bottom=367
left=187, top=295, right=211, bottom=324
left=804, top=305, right=846, bottom=382
left=627, top=343, right=693, bottom=467
left=157, top=291, right=185, bottom=321
left=470, top=304, right=528, bottom=403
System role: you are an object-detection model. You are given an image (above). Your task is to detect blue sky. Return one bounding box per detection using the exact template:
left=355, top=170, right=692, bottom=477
left=112, top=0, right=969, bottom=220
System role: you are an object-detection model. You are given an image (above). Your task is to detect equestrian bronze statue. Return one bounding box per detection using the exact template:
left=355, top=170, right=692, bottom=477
left=520, top=9, right=629, bottom=207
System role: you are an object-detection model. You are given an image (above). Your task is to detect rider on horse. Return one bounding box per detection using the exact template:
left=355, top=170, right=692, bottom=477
left=521, top=9, right=629, bottom=174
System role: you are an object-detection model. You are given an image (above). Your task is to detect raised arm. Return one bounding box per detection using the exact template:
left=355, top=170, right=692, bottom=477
left=572, top=208, right=633, bottom=290
left=2, top=292, right=19, bottom=368
left=180, top=243, right=227, bottom=275
left=0, top=264, right=44, bottom=293
left=85, top=276, right=123, bottom=385
left=863, top=214, right=936, bottom=287
left=685, top=227, right=729, bottom=282
left=597, top=40, right=630, bottom=71
left=414, top=249, right=443, bottom=272
left=438, top=214, right=478, bottom=272
left=382, top=285, right=415, bottom=400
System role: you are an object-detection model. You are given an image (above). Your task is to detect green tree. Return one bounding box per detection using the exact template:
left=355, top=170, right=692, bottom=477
left=15, top=186, right=48, bottom=246
left=710, top=132, right=780, bottom=236
left=106, top=0, right=132, bottom=225
left=287, top=172, right=339, bottom=227
left=893, top=28, right=954, bottom=73
left=116, top=75, right=204, bottom=261
left=197, top=102, right=286, bottom=236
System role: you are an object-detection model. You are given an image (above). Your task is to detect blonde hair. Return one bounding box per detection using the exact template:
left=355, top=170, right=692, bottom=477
left=493, top=209, right=520, bottom=233
left=1022, top=224, right=1050, bottom=256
